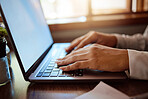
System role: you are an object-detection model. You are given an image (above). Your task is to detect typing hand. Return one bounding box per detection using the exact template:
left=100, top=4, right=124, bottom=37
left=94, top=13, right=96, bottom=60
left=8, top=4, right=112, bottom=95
left=56, top=44, right=129, bottom=72
left=65, top=31, right=117, bottom=53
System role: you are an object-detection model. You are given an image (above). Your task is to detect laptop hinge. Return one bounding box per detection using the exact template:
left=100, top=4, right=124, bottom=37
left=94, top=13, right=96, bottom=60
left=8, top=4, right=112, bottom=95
left=25, top=43, right=53, bottom=81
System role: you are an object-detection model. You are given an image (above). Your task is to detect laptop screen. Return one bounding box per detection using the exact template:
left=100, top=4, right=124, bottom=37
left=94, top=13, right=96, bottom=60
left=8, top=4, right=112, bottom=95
left=0, top=0, right=53, bottom=72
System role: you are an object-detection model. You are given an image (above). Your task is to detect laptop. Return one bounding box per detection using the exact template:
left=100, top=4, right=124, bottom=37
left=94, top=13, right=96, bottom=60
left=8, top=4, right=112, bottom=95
left=0, top=0, right=127, bottom=82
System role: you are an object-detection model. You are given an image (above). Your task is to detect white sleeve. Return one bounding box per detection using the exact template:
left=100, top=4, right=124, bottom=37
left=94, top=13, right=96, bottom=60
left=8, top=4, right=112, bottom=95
left=114, top=34, right=145, bottom=51
left=114, top=26, right=148, bottom=51
left=128, top=49, right=148, bottom=80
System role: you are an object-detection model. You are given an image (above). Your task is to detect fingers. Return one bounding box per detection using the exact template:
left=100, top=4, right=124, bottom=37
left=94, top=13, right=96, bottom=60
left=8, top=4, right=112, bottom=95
left=74, top=36, right=91, bottom=50
left=59, top=60, right=90, bottom=71
left=65, top=36, right=86, bottom=52
left=61, top=47, right=88, bottom=60
left=65, top=31, right=99, bottom=52
left=56, top=53, right=88, bottom=66
left=73, top=32, right=98, bottom=51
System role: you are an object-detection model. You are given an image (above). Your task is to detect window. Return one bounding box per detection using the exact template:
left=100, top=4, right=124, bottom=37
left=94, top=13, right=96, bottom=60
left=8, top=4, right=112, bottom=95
left=0, top=0, right=148, bottom=30
left=91, top=0, right=130, bottom=15
left=40, top=0, right=89, bottom=19
left=40, top=0, right=148, bottom=25
left=40, top=0, right=131, bottom=20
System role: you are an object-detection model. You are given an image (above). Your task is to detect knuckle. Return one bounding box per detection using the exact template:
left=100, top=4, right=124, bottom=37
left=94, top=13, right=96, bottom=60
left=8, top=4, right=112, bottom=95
left=79, top=41, right=85, bottom=47
left=89, top=31, right=95, bottom=34
left=89, top=46, right=99, bottom=58
left=92, top=44, right=98, bottom=47
left=90, top=44, right=98, bottom=52
left=90, top=31, right=97, bottom=36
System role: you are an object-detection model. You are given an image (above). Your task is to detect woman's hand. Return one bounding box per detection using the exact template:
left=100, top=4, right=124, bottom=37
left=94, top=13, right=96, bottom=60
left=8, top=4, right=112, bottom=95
left=57, top=44, right=129, bottom=72
left=65, top=31, right=117, bottom=52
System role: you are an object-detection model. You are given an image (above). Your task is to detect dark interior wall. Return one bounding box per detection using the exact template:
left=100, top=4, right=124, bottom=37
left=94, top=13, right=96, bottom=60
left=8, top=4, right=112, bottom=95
left=51, top=24, right=148, bottom=42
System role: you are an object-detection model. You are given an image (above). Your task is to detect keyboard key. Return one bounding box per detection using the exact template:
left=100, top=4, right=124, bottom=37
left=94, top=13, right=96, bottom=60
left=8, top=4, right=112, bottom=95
left=53, top=67, right=60, bottom=69
left=50, top=61, right=55, bottom=64
left=76, top=73, right=83, bottom=76
left=59, top=55, right=65, bottom=58
left=52, top=70, right=59, bottom=73
left=63, top=71, right=75, bottom=77
left=58, top=70, right=67, bottom=77
left=75, top=72, right=83, bottom=76
left=66, top=73, right=74, bottom=77
left=76, top=69, right=83, bottom=73
left=58, top=70, right=63, bottom=74
left=50, top=72, right=58, bottom=77
left=46, top=66, right=53, bottom=69
left=36, top=72, right=43, bottom=77
left=48, top=62, right=55, bottom=66
left=78, top=69, right=83, bottom=73
left=44, top=69, right=52, bottom=73
left=54, top=64, right=58, bottom=67
left=58, top=75, right=66, bottom=77
left=74, top=69, right=83, bottom=76
left=48, top=63, right=55, bottom=66
left=51, top=59, right=56, bottom=62
left=53, top=68, right=60, bottom=71
left=40, top=66, right=46, bottom=72
left=53, top=68, right=59, bottom=70
left=42, top=72, right=50, bottom=77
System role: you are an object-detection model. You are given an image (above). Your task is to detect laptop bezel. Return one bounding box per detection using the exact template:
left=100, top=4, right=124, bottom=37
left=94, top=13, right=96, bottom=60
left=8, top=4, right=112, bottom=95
left=0, top=4, right=54, bottom=81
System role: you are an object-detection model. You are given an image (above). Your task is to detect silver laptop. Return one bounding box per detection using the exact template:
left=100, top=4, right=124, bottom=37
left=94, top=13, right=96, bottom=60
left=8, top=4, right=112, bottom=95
left=0, top=0, right=127, bottom=82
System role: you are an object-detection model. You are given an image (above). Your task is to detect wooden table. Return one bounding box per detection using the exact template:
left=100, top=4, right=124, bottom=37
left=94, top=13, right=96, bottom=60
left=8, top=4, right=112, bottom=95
left=0, top=52, right=148, bottom=99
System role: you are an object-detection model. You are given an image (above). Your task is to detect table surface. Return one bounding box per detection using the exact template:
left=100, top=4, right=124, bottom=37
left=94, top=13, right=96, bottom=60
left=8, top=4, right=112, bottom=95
left=0, top=52, right=148, bottom=99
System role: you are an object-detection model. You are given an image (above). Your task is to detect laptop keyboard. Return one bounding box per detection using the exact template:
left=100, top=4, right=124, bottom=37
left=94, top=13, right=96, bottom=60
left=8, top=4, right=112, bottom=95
left=36, top=44, right=83, bottom=77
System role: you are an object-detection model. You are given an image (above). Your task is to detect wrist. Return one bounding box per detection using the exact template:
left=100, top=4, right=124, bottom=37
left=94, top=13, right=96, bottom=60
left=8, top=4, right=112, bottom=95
left=97, top=33, right=117, bottom=47
left=120, top=49, right=129, bottom=71
left=109, top=34, right=117, bottom=47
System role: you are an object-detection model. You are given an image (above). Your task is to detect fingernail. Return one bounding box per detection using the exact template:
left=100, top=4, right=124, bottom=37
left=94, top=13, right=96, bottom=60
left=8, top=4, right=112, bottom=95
left=65, top=47, right=69, bottom=51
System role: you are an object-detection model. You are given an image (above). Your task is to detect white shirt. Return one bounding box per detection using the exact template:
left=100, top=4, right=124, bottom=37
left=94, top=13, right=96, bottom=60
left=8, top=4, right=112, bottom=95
left=115, top=26, right=148, bottom=80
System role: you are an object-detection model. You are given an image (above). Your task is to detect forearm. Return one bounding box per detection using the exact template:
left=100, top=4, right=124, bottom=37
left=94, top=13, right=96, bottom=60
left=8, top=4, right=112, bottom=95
left=115, top=34, right=146, bottom=51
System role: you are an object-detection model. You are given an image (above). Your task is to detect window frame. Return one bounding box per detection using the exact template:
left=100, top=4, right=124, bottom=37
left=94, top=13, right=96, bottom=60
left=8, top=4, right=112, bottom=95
left=0, top=0, right=148, bottom=32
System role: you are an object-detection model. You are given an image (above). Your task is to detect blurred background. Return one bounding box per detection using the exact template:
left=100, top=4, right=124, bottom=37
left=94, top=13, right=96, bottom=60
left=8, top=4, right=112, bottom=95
left=0, top=0, right=148, bottom=42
